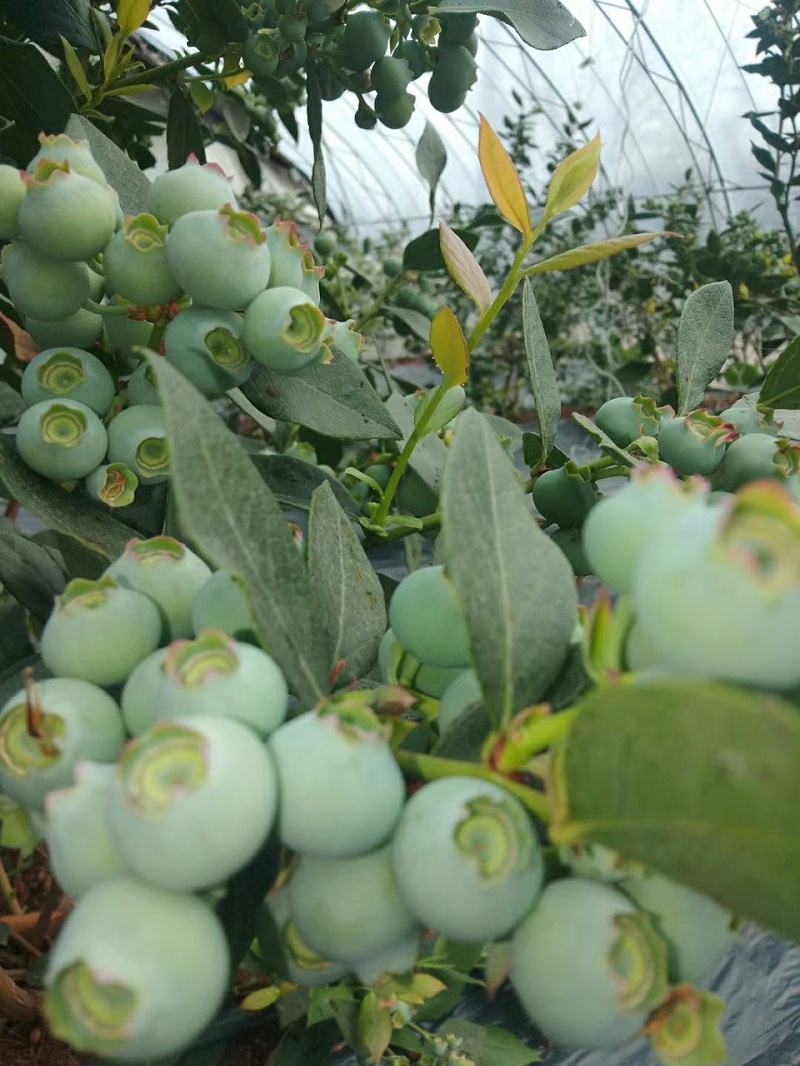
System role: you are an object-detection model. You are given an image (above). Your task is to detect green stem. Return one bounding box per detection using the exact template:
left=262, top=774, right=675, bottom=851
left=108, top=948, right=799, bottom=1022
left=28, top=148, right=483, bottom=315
left=110, top=50, right=214, bottom=92
left=394, top=749, right=550, bottom=823
left=83, top=299, right=130, bottom=316
left=467, top=234, right=534, bottom=354
left=147, top=320, right=167, bottom=353
left=371, top=382, right=449, bottom=527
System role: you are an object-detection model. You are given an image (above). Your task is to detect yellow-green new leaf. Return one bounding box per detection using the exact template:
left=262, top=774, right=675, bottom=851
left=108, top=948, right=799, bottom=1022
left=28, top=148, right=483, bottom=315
left=430, top=306, right=469, bottom=386
left=359, top=991, right=393, bottom=1065
left=540, top=133, right=601, bottom=228
left=240, top=986, right=283, bottom=1012
left=440, top=221, right=492, bottom=313
left=524, top=231, right=670, bottom=277
left=59, top=36, right=92, bottom=100
left=117, top=0, right=151, bottom=37
left=478, top=114, right=531, bottom=236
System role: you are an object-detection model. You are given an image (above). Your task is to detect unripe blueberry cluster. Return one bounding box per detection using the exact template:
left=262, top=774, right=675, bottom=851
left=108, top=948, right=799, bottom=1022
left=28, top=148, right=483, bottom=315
left=2, top=135, right=365, bottom=507
left=238, top=2, right=481, bottom=132
left=0, top=542, right=737, bottom=1060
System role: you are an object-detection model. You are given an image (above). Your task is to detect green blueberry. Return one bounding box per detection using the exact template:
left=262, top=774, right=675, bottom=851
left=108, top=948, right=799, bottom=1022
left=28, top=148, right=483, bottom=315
left=437, top=669, right=482, bottom=733
left=658, top=410, right=736, bottom=476
left=44, top=762, right=129, bottom=898
left=191, top=569, right=259, bottom=642
left=242, top=27, right=281, bottom=76
left=288, top=843, right=419, bottom=964
left=256, top=887, right=349, bottom=987
left=433, top=43, right=477, bottom=92
left=18, top=161, right=118, bottom=263
left=511, top=878, right=666, bottom=1049
left=121, top=647, right=169, bottom=735
left=28, top=133, right=107, bottom=187
left=391, top=776, right=543, bottom=942
left=154, top=629, right=288, bottom=736
left=375, top=90, right=416, bottom=129
left=550, top=527, right=592, bottom=577
left=718, top=401, right=780, bottom=437
left=126, top=361, right=160, bottom=405
left=103, top=214, right=181, bottom=308
left=1, top=241, right=90, bottom=321
left=107, top=404, right=170, bottom=485
left=594, top=395, right=666, bottom=447
left=0, top=164, right=25, bottom=239
left=370, top=55, right=414, bottom=97
left=41, top=576, right=163, bottom=687
left=0, top=794, right=41, bottom=857
left=582, top=466, right=708, bottom=593
left=44, top=876, right=229, bottom=1062
left=265, top=218, right=321, bottom=292
left=166, top=206, right=271, bottom=310
left=268, top=701, right=405, bottom=856
left=16, top=398, right=109, bottom=481
left=164, top=306, right=253, bottom=397
left=25, top=308, right=103, bottom=350
left=439, top=12, right=479, bottom=43
left=717, top=433, right=800, bottom=491
left=243, top=285, right=327, bottom=372
left=353, top=931, right=420, bottom=985
left=389, top=565, right=471, bottom=668
left=393, top=39, right=428, bottom=78
left=532, top=464, right=596, bottom=528
left=341, top=9, right=391, bottom=71
left=103, top=298, right=153, bottom=357
left=85, top=462, right=138, bottom=508
left=21, top=347, right=115, bottom=416
left=328, top=318, right=365, bottom=363
left=382, top=255, right=403, bottom=278
left=107, top=715, right=278, bottom=891
left=620, top=870, right=736, bottom=986
left=104, top=536, right=212, bottom=639
left=313, top=230, right=337, bottom=259
left=0, top=677, right=125, bottom=810
left=146, top=158, right=238, bottom=226
left=377, top=628, right=462, bottom=697
left=631, top=484, right=800, bottom=688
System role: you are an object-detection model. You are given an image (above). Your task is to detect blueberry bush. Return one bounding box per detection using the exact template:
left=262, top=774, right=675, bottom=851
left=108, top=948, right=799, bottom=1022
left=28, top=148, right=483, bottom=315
left=0, top=3, right=799, bottom=1066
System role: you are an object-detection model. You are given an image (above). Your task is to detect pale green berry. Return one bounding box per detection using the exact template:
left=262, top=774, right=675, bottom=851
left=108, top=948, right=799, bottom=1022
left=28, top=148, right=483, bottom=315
left=16, top=398, right=108, bottom=481
left=44, top=762, right=129, bottom=898
left=103, top=214, right=182, bottom=307
left=106, top=715, right=278, bottom=891
left=256, top=887, right=350, bottom=987
left=44, top=876, right=230, bottom=1062
left=41, top=576, right=163, bottom=686
left=103, top=298, right=153, bottom=357
left=0, top=677, right=125, bottom=810
left=146, top=157, right=238, bottom=226
left=243, top=286, right=327, bottom=372
left=126, top=361, right=160, bottom=405
left=21, top=347, right=115, bottom=416
left=437, top=669, right=482, bottom=733
left=120, top=647, right=169, bottom=735
left=191, top=569, right=259, bottom=641
left=25, top=308, right=103, bottom=350
left=163, top=307, right=252, bottom=397
left=265, top=218, right=321, bottom=292
left=389, top=565, right=471, bottom=668
left=18, top=161, right=118, bottom=262
left=107, top=404, right=170, bottom=485
left=85, top=463, right=138, bottom=508
left=105, top=536, right=212, bottom=639
left=0, top=164, right=25, bottom=239
left=28, top=133, right=107, bottom=186
left=1, top=241, right=90, bottom=321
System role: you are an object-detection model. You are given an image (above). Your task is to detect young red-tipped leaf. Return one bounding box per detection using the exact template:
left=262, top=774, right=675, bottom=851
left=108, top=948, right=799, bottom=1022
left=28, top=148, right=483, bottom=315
left=439, top=222, right=492, bottom=312
left=430, top=306, right=469, bottom=387
left=541, top=133, right=602, bottom=228
left=478, top=114, right=531, bottom=237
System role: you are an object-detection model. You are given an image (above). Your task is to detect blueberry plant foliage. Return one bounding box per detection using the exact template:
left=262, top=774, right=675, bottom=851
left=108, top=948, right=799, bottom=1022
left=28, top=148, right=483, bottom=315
left=0, top=15, right=800, bottom=1066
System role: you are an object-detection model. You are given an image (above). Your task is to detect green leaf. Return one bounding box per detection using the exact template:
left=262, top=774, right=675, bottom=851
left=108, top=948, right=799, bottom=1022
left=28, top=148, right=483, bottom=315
left=65, top=112, right=151, bottom=214
left=30, top=529, right=106, bottom=579
left=358, top=991, right=392, bottom=1065
left=167, top=87, right=206, bottom=168
left=437, top=1018, right=541, bottom=1066
left=241, top=355, right=401, bottom=442
left=59, top=35, right=92, bottom=100
left=177, top=0, right=249, bottom=46
left=0, top=382, right=23, bottom=428
left=0, top=604, right=35, bottom=685
left=523, top=231, right=668, bottom=276
left=571, top=412, right=636, bottom=468
left=0, top=520, right=67, bottom=620
left=522, top=431, right=569, bottom=472
left=214, top=829, right=281, bottom=973
left=759, top=334, right=800, bottom=410
left=251, top=454, right=358, bottom=516
left=0, top=437, right=137, bottom=559
left=147, top=356, right=333, bottom=707
left=441, top=409, right=578, bottom=728
left=0, top=0, right=96, bottom=53
left=676, top=281, right=734, bottom=415
left=416, top=121, right=447, bottom=222
left=385, top=392, right=447, bottom=492
left=522, top=279, right=561, bottom=466
left=307, top=481, right=387, bottom=683
left=216, top=93, right=250, bottom=143
left=539, top=133, right=601, bottom=229
left=551, top=679, right=800, bottom=943
left=430, top=306, right=470, bottom=385
left=0, top=37, right=75, bottom=163
left=433, top=702, right=493, bottom=761
left=306, top=59, right=326, bottom=228
left=269, top=1018, right=340, bottom=1066
left=403, top=227, right=480, bottom=273
left=385, top=305, right=432, bottom=343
